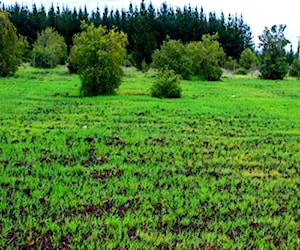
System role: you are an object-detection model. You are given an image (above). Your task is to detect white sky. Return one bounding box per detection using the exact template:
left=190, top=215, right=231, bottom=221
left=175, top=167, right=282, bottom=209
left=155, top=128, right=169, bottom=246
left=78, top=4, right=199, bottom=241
left=2, top=0, right=299, bottom=50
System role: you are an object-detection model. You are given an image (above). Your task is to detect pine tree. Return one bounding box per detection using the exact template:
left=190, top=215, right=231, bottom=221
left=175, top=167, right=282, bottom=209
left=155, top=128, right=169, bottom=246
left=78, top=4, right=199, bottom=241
left=259, top=24, right=289, bottom=80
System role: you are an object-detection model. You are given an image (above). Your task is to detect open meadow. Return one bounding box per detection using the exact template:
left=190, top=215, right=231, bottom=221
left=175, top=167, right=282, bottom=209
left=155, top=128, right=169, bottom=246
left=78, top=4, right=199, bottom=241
left=0, top=65, right=299, bottom=248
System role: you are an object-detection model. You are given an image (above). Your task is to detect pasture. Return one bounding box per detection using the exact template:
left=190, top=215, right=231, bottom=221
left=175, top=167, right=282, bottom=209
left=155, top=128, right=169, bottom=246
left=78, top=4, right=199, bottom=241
left=0, top=65, right=299, bottom=248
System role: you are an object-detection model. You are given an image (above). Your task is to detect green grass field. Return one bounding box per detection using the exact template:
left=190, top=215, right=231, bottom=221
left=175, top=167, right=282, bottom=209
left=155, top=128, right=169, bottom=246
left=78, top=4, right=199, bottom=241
left=0, top=65, right=299, bottom=249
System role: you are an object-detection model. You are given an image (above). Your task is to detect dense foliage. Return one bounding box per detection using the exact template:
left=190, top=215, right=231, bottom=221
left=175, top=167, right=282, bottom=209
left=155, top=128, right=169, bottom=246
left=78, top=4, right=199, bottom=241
left=187, top=34, right=225, bottom=81
left=31, top=27, right=67, bottom=68
left=69, top=23, right=127, bottom=96
left=2, top=1, right=254, bottom=67
left=258, top=25, right=289, bottom=80
left=152, top=35, right=225, bottom=81
left=151, top=70, right=182, bottom=98
left=0, top=11, right=19, bottom=77
left=152, top=40, right=193, bottom=80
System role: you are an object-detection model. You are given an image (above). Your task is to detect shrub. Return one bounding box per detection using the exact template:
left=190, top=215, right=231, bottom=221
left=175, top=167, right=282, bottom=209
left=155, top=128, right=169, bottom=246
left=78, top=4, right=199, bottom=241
left=68, top=23, right=127, bottom=96
left=151, top=70, right=182, bottom=98
left=31, top=27, right=67, bottom=68
left=152, top=35, right=225, bottom=81
left=151, top=40, right=193, bottom=80
left=186, top=34, right=225, bottom=81
left=235, top=68, right=248, bottom=75
left=0, top=11, right=20, bottom=77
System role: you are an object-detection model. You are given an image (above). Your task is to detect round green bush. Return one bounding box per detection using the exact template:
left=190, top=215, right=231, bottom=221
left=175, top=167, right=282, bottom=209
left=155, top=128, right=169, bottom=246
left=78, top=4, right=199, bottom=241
left=151, top=70, right=182, bottom=98
left=235, top=67, right=248, bottom=75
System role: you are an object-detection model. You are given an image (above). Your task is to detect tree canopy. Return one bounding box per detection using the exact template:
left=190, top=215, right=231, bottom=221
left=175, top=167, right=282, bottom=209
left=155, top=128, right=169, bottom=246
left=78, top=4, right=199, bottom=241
left=152, top=34, right=225, bottom=81
left=187, top=34, right=225, bottom=81
left=259, top=24, right=289, bottom=80
left=3, top=1, right=254, bottom=67
left=31, top=27, right=67, bottom=68
left=0, top=11, right=20, bottom=77
left=69, top=23, right=127, bottom=96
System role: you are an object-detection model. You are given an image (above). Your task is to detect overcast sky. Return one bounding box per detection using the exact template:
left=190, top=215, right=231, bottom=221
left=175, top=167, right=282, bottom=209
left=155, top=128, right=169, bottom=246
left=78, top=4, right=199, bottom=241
left=2, top=0, right=299, bottom=49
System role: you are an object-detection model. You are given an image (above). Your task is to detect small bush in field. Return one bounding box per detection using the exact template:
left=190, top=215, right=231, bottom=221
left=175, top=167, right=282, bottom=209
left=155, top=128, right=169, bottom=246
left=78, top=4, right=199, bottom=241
left=235, top=67, right=248, bottom=75
left=151, top=70, right=182, bottom=98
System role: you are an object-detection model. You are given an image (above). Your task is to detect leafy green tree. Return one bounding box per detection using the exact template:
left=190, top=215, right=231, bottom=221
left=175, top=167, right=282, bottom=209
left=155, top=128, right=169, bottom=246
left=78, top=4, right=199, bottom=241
left=239, top=48, right=259, bottom=71
left=258, top=24, right=289, bottom=80
left=0, top=11, right=19, bottom=77
left=151, top=39, right=193, bottom=80
left=187, top=34, right=225, bottom=81
left=31, top=27, right=67, bottom=68
left=68, top=23, right=128, bottom=96
left=151, top=70, right=182, bottom=98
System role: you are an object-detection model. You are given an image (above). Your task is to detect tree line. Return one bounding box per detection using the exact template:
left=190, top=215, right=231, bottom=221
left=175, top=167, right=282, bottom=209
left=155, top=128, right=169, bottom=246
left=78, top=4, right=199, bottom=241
left=1, top=0, right=254, bottom=69
left=1, top=0, right=299, bottom=94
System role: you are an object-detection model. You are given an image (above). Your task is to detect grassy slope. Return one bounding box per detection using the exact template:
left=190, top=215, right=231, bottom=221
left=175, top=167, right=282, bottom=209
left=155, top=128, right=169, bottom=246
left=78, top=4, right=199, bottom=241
left=0, top=66, right=299, bottom=249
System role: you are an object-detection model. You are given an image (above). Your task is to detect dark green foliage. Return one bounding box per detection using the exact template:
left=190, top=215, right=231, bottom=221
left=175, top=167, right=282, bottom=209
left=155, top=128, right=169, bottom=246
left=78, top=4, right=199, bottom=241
left=151, top=39, right=193, bottom=80
left=31, top=27, right=67, bottom=68
left=4, top=1, right=254, bottom=66
left=286, top=44, right=294, bottom=65
left=128, top=1, right=158, bottom=70
left=235, top=67, right=248, bottom=75
left=6, top=3, right=46, bottom=45
left=68, top=23, right=127, bottom=96
left=66, top=57, right=79, bottom=74
left=218, top=13, right=254, bottom=60
left=0, top=11, right=19, bottom=77
left=259, top=25, right=289, bottom=80
left=151, top=70, right=182, bottom=98
left=289, top=58, right=300, bottom=78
